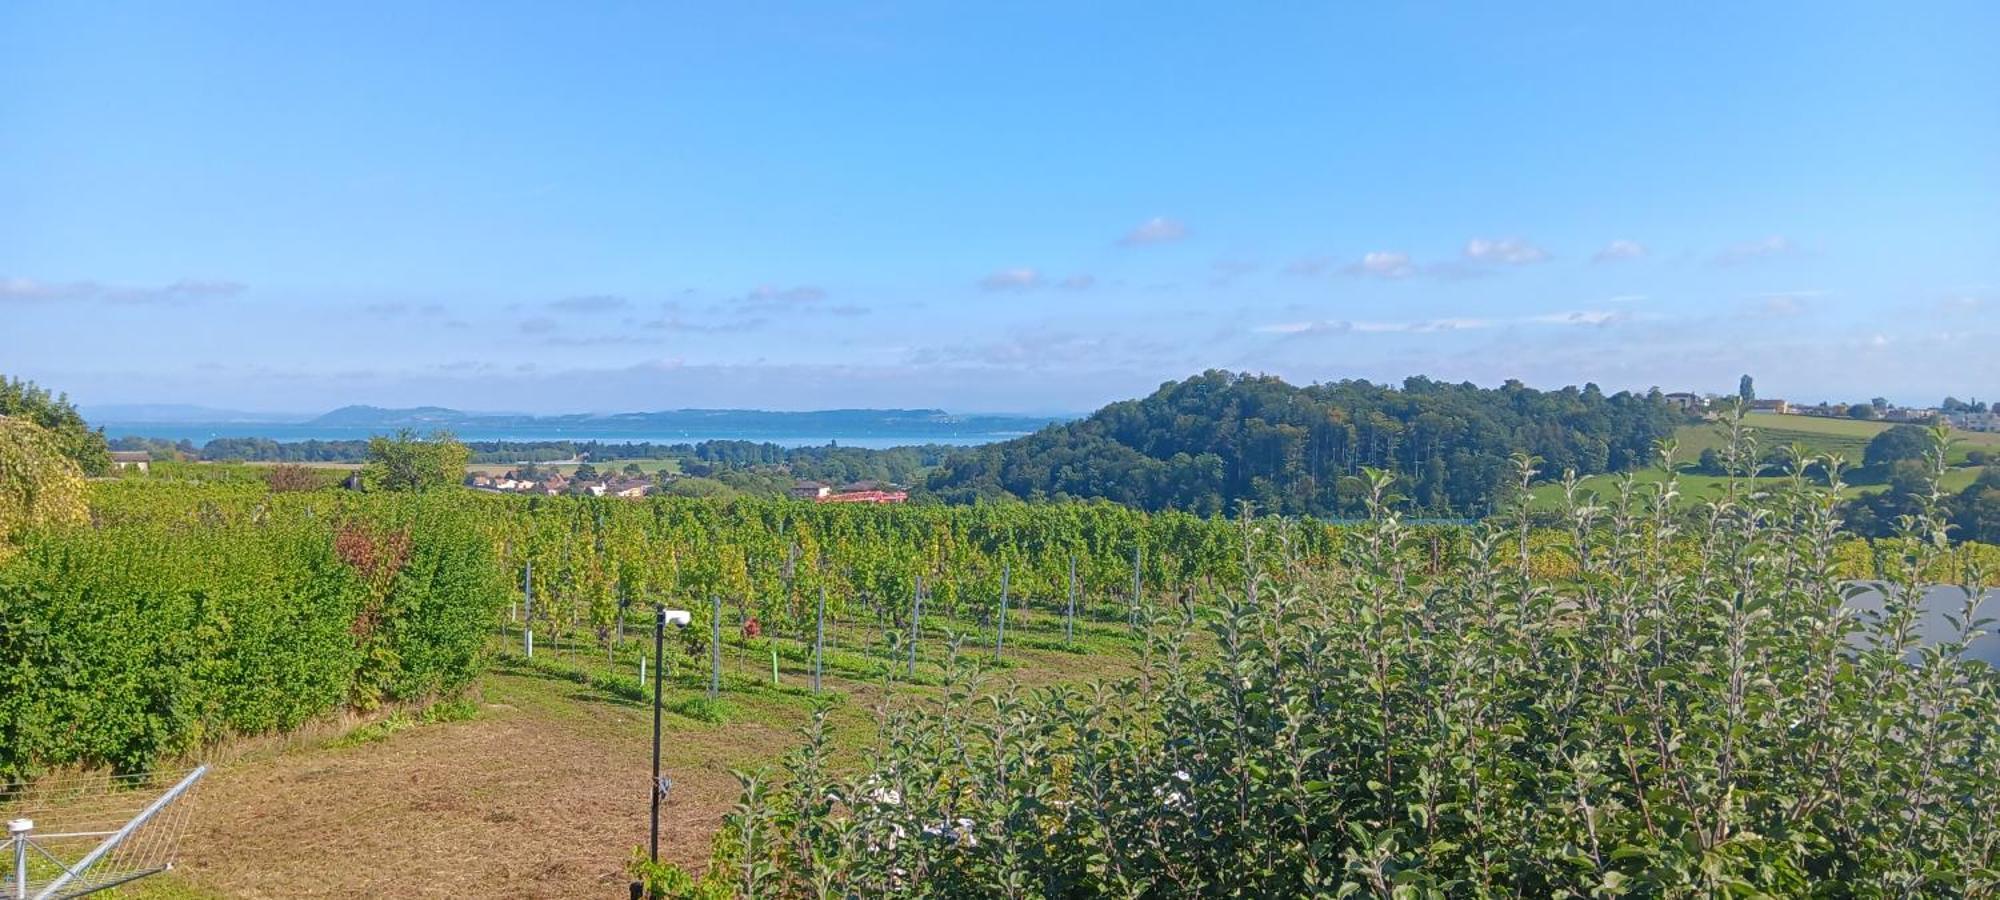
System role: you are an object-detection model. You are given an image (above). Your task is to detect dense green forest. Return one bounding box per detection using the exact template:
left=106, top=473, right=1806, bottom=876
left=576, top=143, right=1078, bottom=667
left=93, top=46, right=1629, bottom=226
left=924, top=371, right=1689, bottom=516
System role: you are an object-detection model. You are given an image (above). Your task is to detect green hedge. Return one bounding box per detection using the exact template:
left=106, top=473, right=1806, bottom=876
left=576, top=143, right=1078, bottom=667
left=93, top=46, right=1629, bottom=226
left=0, top=495, right=501, bottom=779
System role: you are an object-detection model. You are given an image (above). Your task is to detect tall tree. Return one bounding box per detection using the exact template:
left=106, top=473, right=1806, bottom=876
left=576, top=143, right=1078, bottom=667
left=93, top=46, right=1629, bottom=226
left=360, top=430, right=470, bottom=492
left=0, top=376, right=111, bottom=475
left=1738, top=373, right=1756, bottom=404
left=0, top=417, right=89, bottom=554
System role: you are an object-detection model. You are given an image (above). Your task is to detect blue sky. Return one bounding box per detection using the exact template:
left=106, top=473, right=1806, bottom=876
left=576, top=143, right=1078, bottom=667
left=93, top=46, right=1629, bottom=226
left=3, top=2, right=1995, bottom=414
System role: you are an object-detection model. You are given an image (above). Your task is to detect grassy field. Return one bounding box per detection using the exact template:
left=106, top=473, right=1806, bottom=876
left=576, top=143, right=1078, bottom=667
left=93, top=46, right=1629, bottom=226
left=1532, top=414, right=1995, bottom=510
left=1740, top=413, right=1999, bottom=464
left=111, top=592, right=1148, bottom=898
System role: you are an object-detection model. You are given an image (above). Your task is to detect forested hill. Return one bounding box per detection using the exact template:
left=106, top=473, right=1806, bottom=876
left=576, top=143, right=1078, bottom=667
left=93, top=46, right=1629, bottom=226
left=923, top=371, right=1690, bottom=517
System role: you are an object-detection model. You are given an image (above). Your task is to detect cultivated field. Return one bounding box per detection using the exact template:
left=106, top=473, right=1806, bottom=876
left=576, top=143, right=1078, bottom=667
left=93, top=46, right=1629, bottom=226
left=117, top=599, right=1147, bottom=898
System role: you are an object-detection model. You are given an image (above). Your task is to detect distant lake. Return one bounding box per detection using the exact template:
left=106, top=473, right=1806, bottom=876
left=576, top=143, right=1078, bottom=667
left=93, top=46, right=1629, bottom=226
left=98, top=421, right=1026, bottom=450
left=1845, top=583, right=1999, bottom=667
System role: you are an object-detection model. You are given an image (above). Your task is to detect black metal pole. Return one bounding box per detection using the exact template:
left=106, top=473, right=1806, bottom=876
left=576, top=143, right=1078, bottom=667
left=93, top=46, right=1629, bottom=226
left=649, top=604, right=665, bottom=863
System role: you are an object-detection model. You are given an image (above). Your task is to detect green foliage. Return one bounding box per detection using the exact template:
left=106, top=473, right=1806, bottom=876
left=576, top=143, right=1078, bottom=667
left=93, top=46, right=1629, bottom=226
left=330, top=696, right=480, bottom=747
left=0, top=376, right=111, bottom=476
left=0, top=417, right=89, bottom=554
left=1863, top=424, right=1933, bottom=469
left=667, top=696, right=731, bottom=724
left=360, top=430, right=471, bottom=492
left=0, top=491, right=502, bottom=778
left=631, top=847, right=737, bottom=900
left=925, top=371, right=1687, bottom=517
left=695, top=445, right=2000, bottom=896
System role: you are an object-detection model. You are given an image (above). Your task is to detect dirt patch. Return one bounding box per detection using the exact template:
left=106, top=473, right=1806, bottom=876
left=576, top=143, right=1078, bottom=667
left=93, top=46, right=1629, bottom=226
left=162, top=674, right=755, bottom=899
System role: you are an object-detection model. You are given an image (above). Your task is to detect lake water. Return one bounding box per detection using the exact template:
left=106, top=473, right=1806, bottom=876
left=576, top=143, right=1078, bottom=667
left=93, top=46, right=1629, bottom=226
left=97, top=422, right=1026, bottom=450
left=1845, top=583, right=2000, bottom=666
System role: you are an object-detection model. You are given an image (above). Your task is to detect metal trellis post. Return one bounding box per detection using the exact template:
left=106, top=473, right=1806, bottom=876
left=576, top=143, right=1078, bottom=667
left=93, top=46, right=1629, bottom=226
left=814, top=584, right=826, bottom=693
left=1066, top=554, right=1077, bottom=646
left=650, top=605, right=666, bottom=863
left=709, top=595, right=722, bottom=699
left=995, top=562, right=1010, bottom=661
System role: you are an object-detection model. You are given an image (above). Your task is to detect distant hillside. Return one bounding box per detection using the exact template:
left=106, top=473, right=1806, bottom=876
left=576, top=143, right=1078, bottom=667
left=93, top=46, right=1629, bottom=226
left=309, top=405, right=470, bottom=427
left=924, top=371, right=1690, bottom=517
left=300, top=405, right=1065, bottom=436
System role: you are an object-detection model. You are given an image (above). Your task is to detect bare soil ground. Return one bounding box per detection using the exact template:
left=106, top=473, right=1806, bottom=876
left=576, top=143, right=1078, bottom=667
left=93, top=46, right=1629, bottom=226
left=138, top=672, right=791, bottom=899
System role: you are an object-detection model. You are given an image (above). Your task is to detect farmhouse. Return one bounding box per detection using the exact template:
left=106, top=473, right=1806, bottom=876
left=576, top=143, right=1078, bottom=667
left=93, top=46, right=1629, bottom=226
left=790, top=480, right=832, bottom=500
left=109, top=451, right=151, bottom=472
left=1662, top=392, right=1705, bottom=412
left=605, top=478, right=653, bottom=498
left=1749, top=399, right=1789, bottom=415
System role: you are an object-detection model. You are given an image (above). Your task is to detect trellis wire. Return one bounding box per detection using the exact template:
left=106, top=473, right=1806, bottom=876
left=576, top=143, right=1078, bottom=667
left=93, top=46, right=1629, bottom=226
left=2, top=766, right=205, bottom=900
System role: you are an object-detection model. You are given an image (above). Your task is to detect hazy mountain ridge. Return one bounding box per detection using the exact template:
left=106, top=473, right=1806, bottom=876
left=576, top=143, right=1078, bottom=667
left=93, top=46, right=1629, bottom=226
left=303, top=405, right=1063, bottom=433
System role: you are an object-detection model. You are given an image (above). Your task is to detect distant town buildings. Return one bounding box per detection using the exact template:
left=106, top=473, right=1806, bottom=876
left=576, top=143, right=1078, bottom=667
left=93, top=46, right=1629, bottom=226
left=1945, top=410, right=2000, bottom=432
left=462, top=467, right=910, bottom=502
left=469, top=466, right=655, bottom=498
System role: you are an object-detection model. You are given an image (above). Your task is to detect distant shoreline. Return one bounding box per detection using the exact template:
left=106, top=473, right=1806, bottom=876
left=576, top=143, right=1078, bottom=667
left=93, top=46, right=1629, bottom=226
left=96, top=421, right=1029, bottom=450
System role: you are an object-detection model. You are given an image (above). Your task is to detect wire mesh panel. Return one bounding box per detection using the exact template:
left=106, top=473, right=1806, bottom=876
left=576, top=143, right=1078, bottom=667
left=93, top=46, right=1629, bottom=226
left=1, top=766, right=205, bottom=899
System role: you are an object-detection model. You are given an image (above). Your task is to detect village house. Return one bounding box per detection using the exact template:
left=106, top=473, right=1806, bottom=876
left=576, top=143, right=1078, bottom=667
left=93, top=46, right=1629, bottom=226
left=601, top=478, right=651, bottom=498
left=1947, top=410, right=2000, bottom=432
left=109, top=450, right=151, bottom=473
left=1879, top=406, right=1938, bottom=424
left=1662, top=392, right=1705, bottom=413
left=1748, top=399, right=1789, bottom=415
left=790, top=480, right=832, bottom=500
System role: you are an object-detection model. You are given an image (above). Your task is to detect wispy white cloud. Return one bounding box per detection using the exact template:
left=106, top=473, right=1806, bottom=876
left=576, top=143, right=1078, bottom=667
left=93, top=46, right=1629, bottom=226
left=1742, top=290, right=1823, bottom=319
left=1259, top=308, right=1630, bottom=335
left=0, top=276, right=245, bottom=303
left=363, top=302, right=448, bottom=318
left=978, top=267, right=1043, bottom=291
left=732, top=285, right=830, bottom=313
left=518, top=317, right=560, bottom=334
left=640, top=315, right=761, bottom=334
left=1592, top=239, right=1648, bottom=263
left=1282, top=256, right=1333, bottom=277
left=1209, top=259, right=1258, bottom=287
left=1344, top=251, right=1418, bottom=279
left=549, top=294, right=629, bottom=313
left=1119, top=216, right=1189, bottom=246
left=1714, top=235, right=1798, bottom=266
left=1462, top=237, right=1550, bottom=265
left=978, top=269, right=1096, bottom=292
